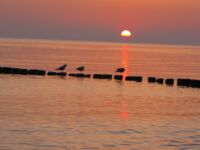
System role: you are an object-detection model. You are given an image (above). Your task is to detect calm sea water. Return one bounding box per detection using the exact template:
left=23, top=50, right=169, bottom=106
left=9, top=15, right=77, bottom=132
left=0, top=39, right=200, bottom=150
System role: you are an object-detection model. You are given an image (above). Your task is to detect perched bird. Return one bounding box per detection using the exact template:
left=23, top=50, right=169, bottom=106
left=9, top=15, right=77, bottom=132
left=56, top=64, right=67, bottom=71
left=116, top=68, right=125, bottom=73
left=76, top=66, right=85, bottom=71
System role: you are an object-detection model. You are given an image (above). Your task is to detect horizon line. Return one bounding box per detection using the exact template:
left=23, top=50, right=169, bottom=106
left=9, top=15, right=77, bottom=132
left=0, top=37, right=199, bottom=48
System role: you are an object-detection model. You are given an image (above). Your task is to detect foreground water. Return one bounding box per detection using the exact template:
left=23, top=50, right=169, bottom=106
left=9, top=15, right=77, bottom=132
left=0, top=39, right=200, bottom=150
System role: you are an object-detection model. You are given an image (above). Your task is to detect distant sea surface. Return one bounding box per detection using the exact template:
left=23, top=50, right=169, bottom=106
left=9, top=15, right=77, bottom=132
left=0, top=39, right=200, bottom=150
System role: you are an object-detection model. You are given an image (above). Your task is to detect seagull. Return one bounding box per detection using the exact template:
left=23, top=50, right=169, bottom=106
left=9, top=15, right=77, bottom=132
left=56, top=64, right=67, bottom=71
left=116, top=68, right=125, bottom=73
left=76, top=66, right=85, bottom=71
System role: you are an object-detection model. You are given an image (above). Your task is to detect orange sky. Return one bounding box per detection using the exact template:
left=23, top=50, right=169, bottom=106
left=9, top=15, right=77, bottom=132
left=0, top=0, right=200, bottom=45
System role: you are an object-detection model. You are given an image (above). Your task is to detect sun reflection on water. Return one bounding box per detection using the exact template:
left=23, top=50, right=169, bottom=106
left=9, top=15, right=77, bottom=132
left=120, top=100, right=129, bottom=121
left=120, top=45, right=130, bottom=77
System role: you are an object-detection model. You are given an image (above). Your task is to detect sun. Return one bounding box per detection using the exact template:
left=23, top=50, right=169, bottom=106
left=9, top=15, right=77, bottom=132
left=121, top=30, right=132, bottom=38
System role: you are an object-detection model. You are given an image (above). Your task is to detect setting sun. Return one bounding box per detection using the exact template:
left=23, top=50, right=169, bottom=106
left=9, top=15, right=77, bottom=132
left=121, top=30, right=132, bottom=38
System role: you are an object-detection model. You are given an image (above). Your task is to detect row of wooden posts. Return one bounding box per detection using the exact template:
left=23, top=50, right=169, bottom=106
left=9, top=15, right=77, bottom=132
left=0, top=66, right=200, bottom=88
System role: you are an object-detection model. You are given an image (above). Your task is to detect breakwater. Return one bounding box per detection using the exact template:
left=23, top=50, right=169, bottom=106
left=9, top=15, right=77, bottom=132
left=0, top=66, right=199, bottom=88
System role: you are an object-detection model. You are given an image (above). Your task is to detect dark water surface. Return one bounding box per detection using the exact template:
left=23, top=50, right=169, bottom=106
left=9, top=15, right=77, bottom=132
left=0, top=39, right=200, bottom=150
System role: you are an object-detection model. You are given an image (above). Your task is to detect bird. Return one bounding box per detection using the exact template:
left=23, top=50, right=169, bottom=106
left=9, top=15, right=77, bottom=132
left=56, top=64, right=67, bottom=71
left=116, top=68, right=125, bottom=73
left=76, top=66, right=85, bottom=71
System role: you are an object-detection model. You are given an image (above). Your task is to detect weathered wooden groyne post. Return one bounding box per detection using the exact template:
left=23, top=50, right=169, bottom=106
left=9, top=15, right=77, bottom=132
left=190, top=79, right=200, bottom=88
left=1, top=67, right=13, bottom=74
left=0, top=67, right=46, bottom=76
left=148, top=77, right=156, bottom=83
left=93, top=74, right=112, bottom=80
left=76, top=73, right=91, bottom=78
left=177, top=78, right=200, bottom=88
left=125, top=76, right=142, bottom=82
left=68, top=73, right=91, bottom=78
left=13, top=68, right=28, bottom=75
left=28, top=69, right=46, bottom=76
left=1, top=67, right=28, bottom=75
left=47, top=72, right=57, bottom=76
left=156, top=78, right=164, bottom=84
left=165, top=79, right=174, bottom=86
left=47, top=71, right=67, bottom=76
left=177, top=79, right=191, bottom=87
left=114, top=75, right=123, bottom=80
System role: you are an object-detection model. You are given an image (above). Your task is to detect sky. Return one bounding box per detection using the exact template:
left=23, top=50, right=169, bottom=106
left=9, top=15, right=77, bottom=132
left=0, top=0, right=200, bottom=45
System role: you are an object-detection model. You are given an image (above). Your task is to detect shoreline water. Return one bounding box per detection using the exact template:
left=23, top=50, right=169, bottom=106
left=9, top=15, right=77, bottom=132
left=0, top=39, right=200, bottom=149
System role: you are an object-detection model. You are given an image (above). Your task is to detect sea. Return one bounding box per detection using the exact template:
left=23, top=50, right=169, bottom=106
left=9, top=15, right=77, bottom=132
left=0, top=39, right=200, bottom=150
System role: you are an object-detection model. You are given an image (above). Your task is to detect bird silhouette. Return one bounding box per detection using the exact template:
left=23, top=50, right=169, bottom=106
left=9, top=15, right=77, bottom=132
left=56, top=64, right=67, bottom=71
left=116, top=68, right=125, bottom=73
left=76, top=66, right=85, bottom=71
